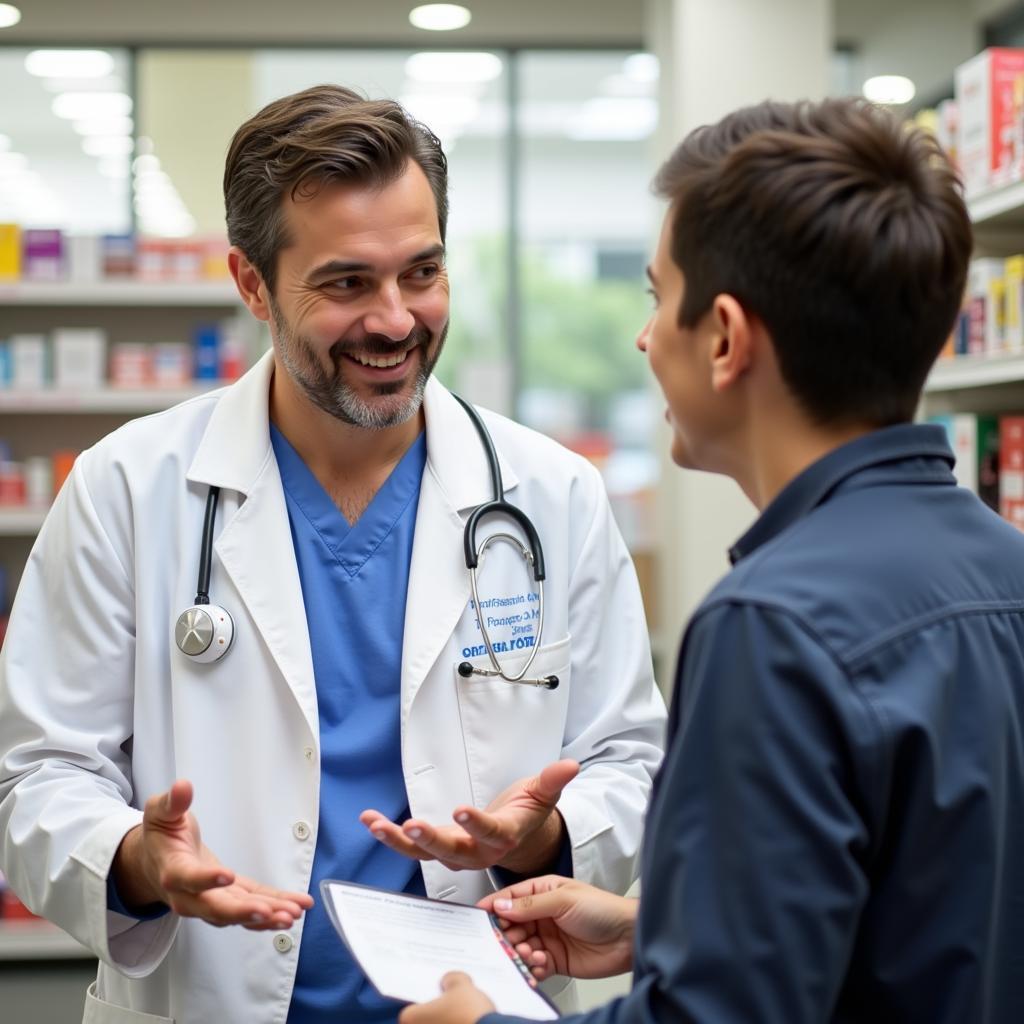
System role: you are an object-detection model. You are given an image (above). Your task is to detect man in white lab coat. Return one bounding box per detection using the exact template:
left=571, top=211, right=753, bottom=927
left=0, top=85, right=665, bottom=1022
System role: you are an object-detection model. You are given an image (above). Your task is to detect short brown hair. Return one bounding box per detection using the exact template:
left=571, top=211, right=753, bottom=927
left=224, top=84, right=449, bottom=294
left=654, top=97, right=973, bottom=425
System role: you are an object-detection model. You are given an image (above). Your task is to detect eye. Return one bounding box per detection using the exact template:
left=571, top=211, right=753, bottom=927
left=328, top=276, right=362, bottom=291
left=408, top=263, right=440, bottom=281
left=646, top=286, right=659, bottom=307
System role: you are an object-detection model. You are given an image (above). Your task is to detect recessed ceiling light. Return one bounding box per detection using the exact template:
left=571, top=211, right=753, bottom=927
left=26, top=50, right=115, bottom=78
left=0, top=5, right=21, bottom=29
left=863, top=75, right=916, bottom=105
left=73, top=115, right=134, bottom=137
left=409, top=4, right=471, bottom=31
left=81, top=135, right=134, bottom=157
left=405, top=51, right=501, bottom=83
left=623, top=53, right=659, bottom=84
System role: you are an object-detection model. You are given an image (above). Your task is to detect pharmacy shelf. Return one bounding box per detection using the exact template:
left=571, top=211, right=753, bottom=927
left=0, top=920, right=94, bottom=961
left=967, top=180, right=1024, bottom=229
left=0, top=384, right=223, bottom=414
left=0, top=508, right=48, bottom=535
left=0, top=280, right=240, bottom=306
left=925, top=353, right=1024, bottom=392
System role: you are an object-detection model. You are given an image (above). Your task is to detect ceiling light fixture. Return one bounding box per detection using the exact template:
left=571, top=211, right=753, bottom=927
left=409, top=4, right=471, bottom=31
left=862, top=75, right=916, bottom=105
left=0, top=4, right=21, bottom=29
left=26, top=50, right=115, bottom=78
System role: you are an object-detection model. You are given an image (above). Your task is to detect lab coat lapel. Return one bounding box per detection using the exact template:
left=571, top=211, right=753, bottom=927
left=186, top=352, right=318, bottom=738
left=401, top=380, right=518, bottom=715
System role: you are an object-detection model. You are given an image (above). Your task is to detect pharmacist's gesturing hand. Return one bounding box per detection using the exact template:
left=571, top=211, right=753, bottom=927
left=111, top=779, right=313, bottom=930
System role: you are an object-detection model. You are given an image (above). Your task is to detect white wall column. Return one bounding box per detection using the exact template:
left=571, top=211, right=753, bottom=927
left=645, top=0, right=832, bottom=693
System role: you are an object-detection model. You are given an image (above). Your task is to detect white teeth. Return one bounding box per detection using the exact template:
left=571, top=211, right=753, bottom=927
left=352, top=351, right=409, bottom=368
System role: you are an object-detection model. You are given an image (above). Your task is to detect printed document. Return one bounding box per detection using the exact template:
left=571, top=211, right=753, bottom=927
left=321, top=880, right=559, bottom=1019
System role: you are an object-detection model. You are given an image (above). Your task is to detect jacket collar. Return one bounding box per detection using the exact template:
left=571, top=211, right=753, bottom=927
left=186, top=349, right=519, bottom=506
left=729, top=423, right=955, bottom=565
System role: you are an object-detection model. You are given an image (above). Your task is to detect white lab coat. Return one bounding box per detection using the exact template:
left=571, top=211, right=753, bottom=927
left=0, top=352, right=665, bottom=1023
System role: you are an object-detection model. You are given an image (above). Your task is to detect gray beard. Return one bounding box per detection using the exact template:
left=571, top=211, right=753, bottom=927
left=269, top=296, right=446, bottom=430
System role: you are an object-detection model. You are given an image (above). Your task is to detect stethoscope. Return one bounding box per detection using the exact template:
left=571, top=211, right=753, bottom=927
left=174, top=396, right=558, bottom=690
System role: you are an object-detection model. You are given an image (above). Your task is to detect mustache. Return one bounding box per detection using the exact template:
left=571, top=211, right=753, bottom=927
left=328, top=325, right=434, bottom=363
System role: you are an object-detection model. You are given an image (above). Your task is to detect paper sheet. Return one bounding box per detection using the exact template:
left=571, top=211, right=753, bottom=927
left=321, top=880, right=559, bottom=1020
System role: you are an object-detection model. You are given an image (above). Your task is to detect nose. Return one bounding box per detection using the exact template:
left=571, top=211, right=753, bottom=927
left=636, top=319, right=651, bottom=353
left=363, top=283, right=416, bottom=341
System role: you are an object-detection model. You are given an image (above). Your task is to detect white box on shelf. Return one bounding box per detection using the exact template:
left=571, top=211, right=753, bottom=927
left=66, top=235, right=102, bottom=283
left=967, top=258, right=1006, bottom=354
left=53, top=328, right=107, bottom=390
left=9, top=334, right=48, bottom=389
left=955, top=48, right=1024, bottom=196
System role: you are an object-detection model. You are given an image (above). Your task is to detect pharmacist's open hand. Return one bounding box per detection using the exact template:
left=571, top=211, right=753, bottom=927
left=112, top=779, right=313, bottom=930
left=479, top=876, right=638, bottom=981
left=360, top=760, right=579, bottom=873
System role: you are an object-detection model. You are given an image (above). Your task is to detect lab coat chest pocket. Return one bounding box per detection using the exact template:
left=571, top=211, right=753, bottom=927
left=454, top=636, right=571, bottom=808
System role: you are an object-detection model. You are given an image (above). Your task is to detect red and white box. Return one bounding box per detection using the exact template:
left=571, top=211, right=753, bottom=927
left=956, top=47, right=1024, bottom=195
left=999, top=416, right=1024, bottom=531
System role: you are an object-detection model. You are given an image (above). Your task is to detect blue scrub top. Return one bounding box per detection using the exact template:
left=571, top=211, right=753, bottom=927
left=271, top=424, right=428, bottom=1024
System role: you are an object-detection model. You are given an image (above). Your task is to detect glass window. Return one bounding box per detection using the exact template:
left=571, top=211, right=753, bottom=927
left=517, top=51, right=660, bottom=554
left=0, top=47, right=132, bottom=233
left=135, top=48, right=508, bottom=400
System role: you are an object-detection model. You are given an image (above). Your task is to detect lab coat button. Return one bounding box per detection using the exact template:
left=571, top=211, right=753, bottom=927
left=303, top=747, right=315, bottom=762
left=273, top=933, right=294, bottom=953
left=293, top=821, right=311, bottom=841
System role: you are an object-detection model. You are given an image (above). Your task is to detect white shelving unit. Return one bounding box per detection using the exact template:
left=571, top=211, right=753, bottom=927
left=0, top=920, right=93, bottom=961
left=0, top=508, right=48, bottom=535
left=925, top=352, right=1024, bottom=393
left=0, top=384, right=221, bottom=415
left=0, top=279, right=240, bottom=306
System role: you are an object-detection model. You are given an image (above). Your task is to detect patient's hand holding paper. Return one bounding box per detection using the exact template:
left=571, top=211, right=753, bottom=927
left=321, top=881, right=559, bottom=1020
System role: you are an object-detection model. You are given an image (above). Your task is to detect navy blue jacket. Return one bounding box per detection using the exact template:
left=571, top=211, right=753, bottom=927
left=488, top=424, right=1024, bottom=1023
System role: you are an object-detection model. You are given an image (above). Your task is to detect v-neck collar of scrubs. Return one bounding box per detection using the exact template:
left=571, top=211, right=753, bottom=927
left=269, top=423, right=427, bottom=579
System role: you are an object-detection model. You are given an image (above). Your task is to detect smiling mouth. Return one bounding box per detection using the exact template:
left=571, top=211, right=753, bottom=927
left=346, top=349, right=413, bottom=369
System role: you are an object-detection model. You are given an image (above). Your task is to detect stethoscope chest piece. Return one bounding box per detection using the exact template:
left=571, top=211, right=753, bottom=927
left=175, top=603, right=234, bottom=663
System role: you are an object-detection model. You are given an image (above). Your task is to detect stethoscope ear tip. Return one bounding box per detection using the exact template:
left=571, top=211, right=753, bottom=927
left=457, top=661, right=474, bottom=678
left=544, top=675, right=559, bottom=690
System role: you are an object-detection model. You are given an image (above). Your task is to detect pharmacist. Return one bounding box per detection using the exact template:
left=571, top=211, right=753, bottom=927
left=0, top=85, right=665, bottom=1023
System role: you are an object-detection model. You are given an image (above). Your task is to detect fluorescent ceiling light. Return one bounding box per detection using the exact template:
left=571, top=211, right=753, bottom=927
left=863, top=75, right=916, bottom=105
left=81, top=134, right=134, bottom=157
left=26, top=49, right=114, bottom=78
left=623, top=53, right=659, bottom=84
left=409, top=4, right=471, bottom=31
left=0, top=5, right=21, bottom=29
left=405, top=51, right=501, bottom=83
left=73, top=115, right=133, bottom=137
left=52, top=91, right=132, bottom=120
left=132, top=153, right=161, bottom=175
left=568, top=97, right=658, bottom=141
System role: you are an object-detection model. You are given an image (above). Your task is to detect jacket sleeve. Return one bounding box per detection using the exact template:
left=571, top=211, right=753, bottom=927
left=0, top=449, right=179, bottom=975
left=554, top=461, right=666, bottom=896
left=485, top=601, right=880, bottom=1024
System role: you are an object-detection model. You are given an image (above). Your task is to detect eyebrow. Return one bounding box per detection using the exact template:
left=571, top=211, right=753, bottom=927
left=308, top=244, right=446, bottom=281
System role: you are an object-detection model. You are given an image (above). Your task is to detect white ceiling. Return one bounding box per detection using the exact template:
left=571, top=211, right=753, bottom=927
left=0, top=0, right=645, bottom=46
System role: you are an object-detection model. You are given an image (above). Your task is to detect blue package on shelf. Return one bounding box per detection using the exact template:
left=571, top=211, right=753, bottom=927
left=193, top=324, right=221, bottom=381
left=0, top=340, right=10, bottom=388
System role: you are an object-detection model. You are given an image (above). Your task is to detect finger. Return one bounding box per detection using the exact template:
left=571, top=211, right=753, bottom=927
left=492, top=888, right=574, bottom=922
left=530, top=760, right=580, bottom=805
left=242, top=878, right=315, bottom=909
left=168, top=889, right=276, bottom=926
left=440, top=971, right=474, bottom=992
left=478, top=875, right=568, bottom=912
left=145, top=778, right=194, bottom=824
left=449, top=806, right=514, bottom=851
left=402, top=820, right=482, bottom=866
left=369, top=819, right=434, bottom=861
left=159, top=858, right=234, bottom=896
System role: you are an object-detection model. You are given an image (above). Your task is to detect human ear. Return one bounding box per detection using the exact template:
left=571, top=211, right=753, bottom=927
left=228, top=247, right=271, bottom=323
left=709, top=295, right=752, bottom=392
